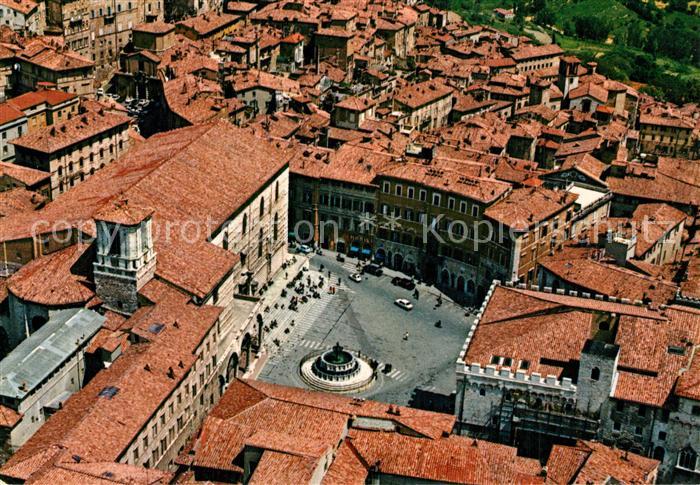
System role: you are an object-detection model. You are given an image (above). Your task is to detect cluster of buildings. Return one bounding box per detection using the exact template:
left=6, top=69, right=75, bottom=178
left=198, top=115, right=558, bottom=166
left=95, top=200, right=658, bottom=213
left=0, top=0, right=696, bottom=482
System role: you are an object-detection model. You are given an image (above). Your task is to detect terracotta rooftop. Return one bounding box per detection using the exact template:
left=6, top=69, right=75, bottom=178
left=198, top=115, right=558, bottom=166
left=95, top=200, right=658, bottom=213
left=464, top=284, right=700, bottom=407
left=1, top=120, right=291, bottom=298
left=0, top=187, right=45, bottom=218
left=183, top=379, right=555, bottom=483
left=177, top=12, right=239, bottom=36
left=539, top=255, right=678, bottom=305
left=394, top=79, right=453, bottom=110
left=11, top=110, right=131, bottom=154
left=6, top=242, right=94, bottom=307
left=484, top=186, right=577, bottom=230
left=335, top=95, right=376, bottom=111
left=1, top=283, right=222, bottom=481
left=7, top=89, right=77, bottom=111
left=510, top=43, right=563, bottom=62
left=0, top=0, right=38, bottom=15
left=0, top=162, right=48, bottom=190
left=547, top=441, right=658, bottom=484
left=0, top=102, right=26, bottom=125
left=132, top=20, right=175, bottom=34
left=18, top=39, right=94, bottom=71
left=379, top=161, right=511, bottom=204
left=94, top=198, right=154, bottom=226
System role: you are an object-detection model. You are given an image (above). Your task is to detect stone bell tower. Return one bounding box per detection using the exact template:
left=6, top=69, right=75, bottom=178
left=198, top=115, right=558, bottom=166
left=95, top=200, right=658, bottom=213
left=93, top=199, right=156, bottom=314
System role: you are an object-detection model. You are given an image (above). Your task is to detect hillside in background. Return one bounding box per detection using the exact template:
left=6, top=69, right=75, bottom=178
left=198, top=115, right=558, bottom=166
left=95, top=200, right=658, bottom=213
left=434, top=0, right=700, bottom=103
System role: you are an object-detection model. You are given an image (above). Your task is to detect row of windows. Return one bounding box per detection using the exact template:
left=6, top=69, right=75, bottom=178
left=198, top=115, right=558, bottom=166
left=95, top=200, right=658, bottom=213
left=381, top=181, right=480, bottom=217
left=316, top=192, right=375, bottom=213
left=134, top=331, right=219, bottom=468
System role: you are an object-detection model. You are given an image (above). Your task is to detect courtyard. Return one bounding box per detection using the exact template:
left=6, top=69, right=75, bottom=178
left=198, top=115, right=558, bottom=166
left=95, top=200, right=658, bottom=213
left=256, top=250, right=476, bottom=407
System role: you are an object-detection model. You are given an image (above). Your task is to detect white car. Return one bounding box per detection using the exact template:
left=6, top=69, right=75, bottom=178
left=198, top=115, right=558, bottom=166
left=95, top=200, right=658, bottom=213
left=349, top=273, right=362, bottom=283
left=394, top=298, right=414, bottom=311
left=297, top=244, right=313, bottom=254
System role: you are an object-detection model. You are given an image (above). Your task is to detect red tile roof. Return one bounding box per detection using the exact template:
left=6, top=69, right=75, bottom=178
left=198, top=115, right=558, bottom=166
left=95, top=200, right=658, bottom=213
left=94, top=198, right=154, bottom=226
left=348, top=430, right=543, bottom=484
left=7, top=89, right=77, bottom=111
left=547, top=441, right=658, bottom=484
left=1, top=120, right=292, bottom=298
left=19, top=39, right=94, bottom=71
left=0, top=161, right=49, bottom=187
left=467, top=284, right=700, bottom=407
left=394, top=79, right=453, bottom=110
left=0, top=0, right=37, bottom=15
left=1, top=286, right=222, bottom=481
left=484, top=186, right=577, bottom=230
left=6, top=242, right=94, bottom=307
left=0, top=404, right=21, bottom=429
left=11, top=110, right=131, bottom=154
left=0, top=188, right=44, bottom=218
left=539, top=255, right=678, bottom=304
left=177, top=12, right=239, bottom=36
left=0, top=103, right=26, bottom=125
left=132, top=20, right=175, bottom=34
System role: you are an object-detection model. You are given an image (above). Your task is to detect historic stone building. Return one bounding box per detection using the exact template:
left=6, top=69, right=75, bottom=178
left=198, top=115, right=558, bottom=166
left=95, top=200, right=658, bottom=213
left=11, top=108, right=133, bottom=199
left=455, top=281, right=700, bottom=482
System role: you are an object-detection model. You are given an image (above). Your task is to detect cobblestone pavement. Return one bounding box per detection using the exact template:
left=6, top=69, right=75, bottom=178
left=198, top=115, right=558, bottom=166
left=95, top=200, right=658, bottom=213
left=257, top=250, right=477, bottom=407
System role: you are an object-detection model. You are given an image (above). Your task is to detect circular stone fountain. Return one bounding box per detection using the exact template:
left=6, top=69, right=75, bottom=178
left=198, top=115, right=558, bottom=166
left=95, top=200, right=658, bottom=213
left=300, top=343, right=375, bottom=392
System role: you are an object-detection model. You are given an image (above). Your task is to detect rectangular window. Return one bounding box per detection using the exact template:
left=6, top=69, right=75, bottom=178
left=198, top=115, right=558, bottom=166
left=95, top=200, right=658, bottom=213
left=460, top=201, right=467, bottom=213
left=407, top=187, right=414, bottom=199
left=471, top=205, right=479, bottom=218
left=448, top=197, right=455, bottom=210
left=382, top=181, right=390, bottom=193
left=395, top=184, right=402, bottom=196
left=419, top=189, right=427, bottom=202
left=432, top=193, right=441, bottom=207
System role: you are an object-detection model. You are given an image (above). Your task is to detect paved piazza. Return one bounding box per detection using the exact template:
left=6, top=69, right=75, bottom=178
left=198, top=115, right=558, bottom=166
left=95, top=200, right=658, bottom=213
left=257, top=251, right=476, bottom=406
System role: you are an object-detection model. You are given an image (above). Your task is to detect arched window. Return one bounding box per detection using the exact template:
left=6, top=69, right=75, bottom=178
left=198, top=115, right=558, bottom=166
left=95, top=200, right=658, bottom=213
left=591, top=367, right=600, bottom=381
left=259, top=197, right=265, bottom=217
left=242, top=214, right=248, bottom=234
left=678, top=447, right=698, bottom=471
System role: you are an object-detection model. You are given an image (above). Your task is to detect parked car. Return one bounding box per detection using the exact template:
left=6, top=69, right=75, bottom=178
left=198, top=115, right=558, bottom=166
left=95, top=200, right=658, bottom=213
left=364, top=264, right=383, bottom=276
left=297, top=244, right=313, bottom=254
left=336, top=253, right=345, bottom=263
left=391, top=276, right=416, bottom=290
left=394, top=298, right=414, bottom=311
left=349, top=273, right=362, bottom=283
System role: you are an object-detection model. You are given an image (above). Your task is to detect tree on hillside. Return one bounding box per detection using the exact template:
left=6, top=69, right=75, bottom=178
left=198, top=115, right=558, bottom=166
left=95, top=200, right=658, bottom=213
left=534, top=2, right=555, bottom=26
left=624, top=21, right=645, bottom=48
left=574, top=15, right=613, bottom=41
